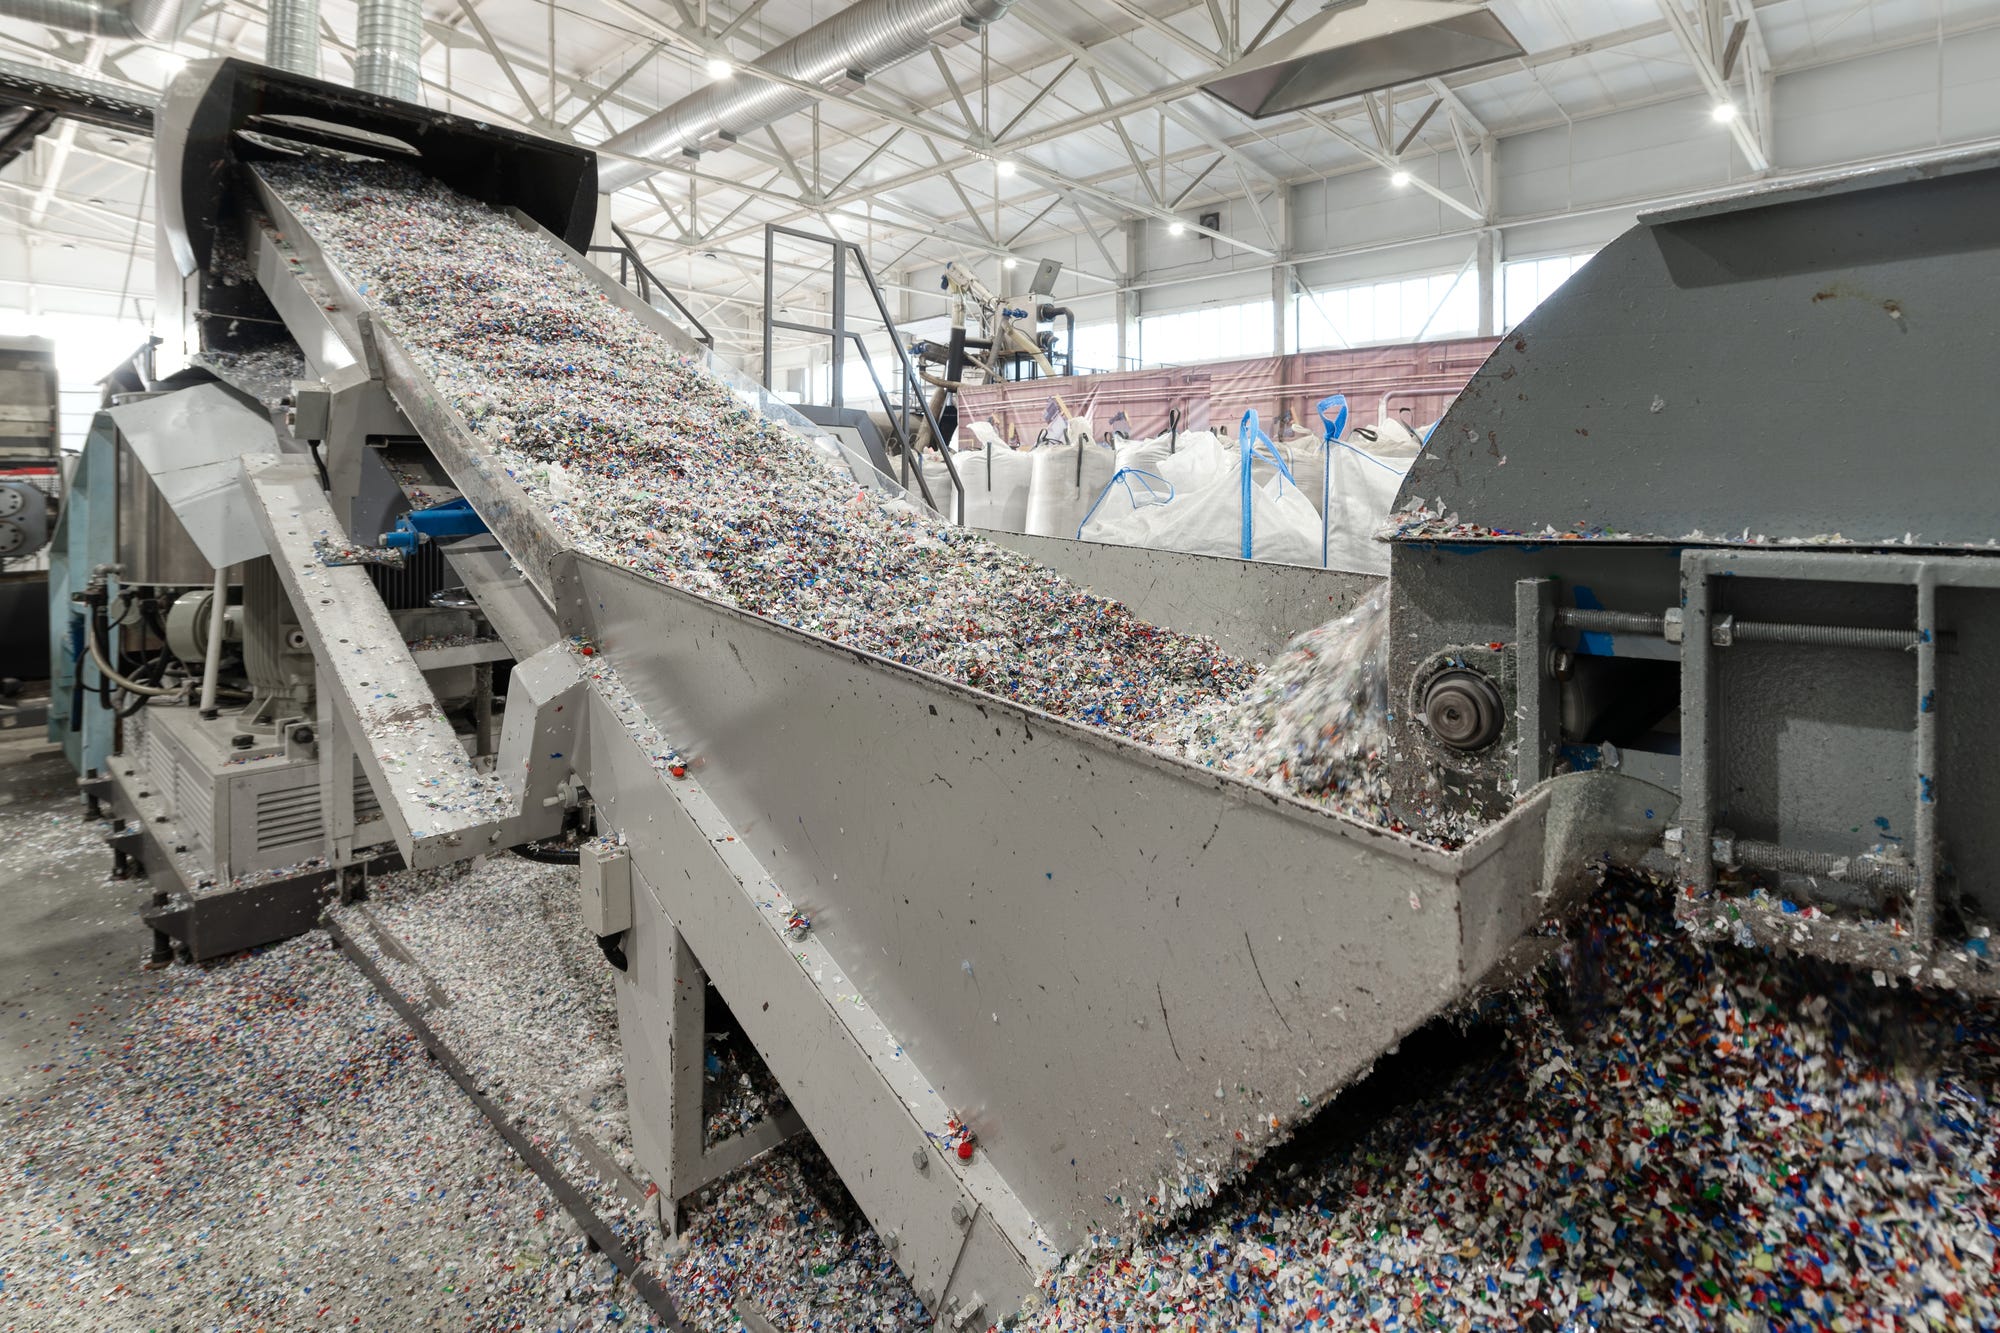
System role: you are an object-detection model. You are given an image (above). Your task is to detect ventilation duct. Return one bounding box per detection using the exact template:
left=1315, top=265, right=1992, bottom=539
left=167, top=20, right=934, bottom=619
left=354, top=0, right=421, bottom=100
left=0, top=0, right=197, bottom=41
left=596, top=0, right=1016, bottom=193
left=265, top=0, right=320, bottom=79
left=1201, top=0, right=1523, bottom=120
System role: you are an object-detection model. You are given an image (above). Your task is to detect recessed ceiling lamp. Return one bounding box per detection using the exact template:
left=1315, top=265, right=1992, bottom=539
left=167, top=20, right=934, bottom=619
left=1201, top=0, right=1524, bottom=120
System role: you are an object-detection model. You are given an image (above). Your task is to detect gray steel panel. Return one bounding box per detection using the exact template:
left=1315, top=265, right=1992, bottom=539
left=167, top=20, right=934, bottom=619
left=978, top=529, right=1381, bottom=662
left=1404, top=154, right=2000, bottom=547
left=578, top=553, right=1536, bottom=1253
left=107, top=382, right=278, bottom=575
left=587, top=692, right=1045, bottom=1315
left=240, top=454, right=516, bottom=866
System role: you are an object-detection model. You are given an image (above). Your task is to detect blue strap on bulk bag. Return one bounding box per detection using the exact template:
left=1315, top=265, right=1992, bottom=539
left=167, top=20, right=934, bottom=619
left=1076, top=467, right=1174, bottom=539
left=1237, top=410, right=1295, bottom=560
left=1315, top=395, right=1348, bottom=567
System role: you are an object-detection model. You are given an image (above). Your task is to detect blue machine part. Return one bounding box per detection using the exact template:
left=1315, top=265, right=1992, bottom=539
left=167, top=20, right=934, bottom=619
left=380, top=497, right=488, bottom=553
left=50, top=413, right=121, bottom=774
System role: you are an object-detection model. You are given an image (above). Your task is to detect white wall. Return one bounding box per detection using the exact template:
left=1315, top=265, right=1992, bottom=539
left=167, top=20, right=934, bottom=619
left=1118, top=26, right=2000, bottom=331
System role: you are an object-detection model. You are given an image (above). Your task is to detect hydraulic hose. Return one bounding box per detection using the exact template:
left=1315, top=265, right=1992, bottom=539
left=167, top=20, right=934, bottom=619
left=88, top=607, right=179, bottom=698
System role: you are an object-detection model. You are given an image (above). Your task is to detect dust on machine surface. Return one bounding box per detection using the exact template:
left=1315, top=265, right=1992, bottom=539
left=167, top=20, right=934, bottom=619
left=54, top=51, right=2000, bottom=1330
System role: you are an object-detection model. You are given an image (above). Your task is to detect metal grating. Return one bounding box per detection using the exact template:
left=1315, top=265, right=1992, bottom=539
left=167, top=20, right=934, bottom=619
left=253, top=782, right=324, bottom=853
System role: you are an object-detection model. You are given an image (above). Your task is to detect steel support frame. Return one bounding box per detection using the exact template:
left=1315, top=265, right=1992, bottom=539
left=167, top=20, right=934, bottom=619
left=585, top=675, right=1045, bottom=1322
left=617, top=861, right=807, bottom=1228
left=1673, top=548, right=1986, bottom=976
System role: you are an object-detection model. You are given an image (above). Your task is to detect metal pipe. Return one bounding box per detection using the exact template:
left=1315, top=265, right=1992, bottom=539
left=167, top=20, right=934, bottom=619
left=265, top=0, right=320, bottom=77
left=0, top=0, right=195, bottom=41
left=1718, top=837, right=1919, bottom=896
left=198, top=563, right=228, bottom=717
left=596, top=0, right=1018, bottom=193
left=1558, top=606, right=1929, bottom=651
left=354, top=0, right=421, bottom=100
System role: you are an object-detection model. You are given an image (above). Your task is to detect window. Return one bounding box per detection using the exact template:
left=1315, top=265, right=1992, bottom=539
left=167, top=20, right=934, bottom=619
left=1297, top=268, right=1478, bottom=351
left=1066, top=321, right=1118, bottom=374
left=1137, top=299, right=1273, bottom=367
left=1502, top=252, right=1595, bottom=330
left=0, top=309, right=152, bottom=451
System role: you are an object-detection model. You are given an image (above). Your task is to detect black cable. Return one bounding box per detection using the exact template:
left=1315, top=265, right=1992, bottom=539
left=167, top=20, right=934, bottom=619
left=510, top=841, right=582, bottom=865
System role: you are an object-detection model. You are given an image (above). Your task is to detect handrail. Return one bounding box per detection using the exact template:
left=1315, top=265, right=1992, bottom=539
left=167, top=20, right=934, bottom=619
left=587, top=225, right=713, bottom=349
left=759, top=222, right=962, bottom=520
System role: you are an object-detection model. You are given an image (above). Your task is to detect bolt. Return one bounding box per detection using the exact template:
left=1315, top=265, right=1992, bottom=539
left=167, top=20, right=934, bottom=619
left=950, top=1202, right=970, bottom=1229
left=912, top=1148, right=930, bottom=1173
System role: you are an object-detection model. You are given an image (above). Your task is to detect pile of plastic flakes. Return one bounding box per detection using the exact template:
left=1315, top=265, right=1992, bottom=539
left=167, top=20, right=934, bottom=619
left=667, top=1139, right=926, bottom=1331
left=706, top=1029, right=792, bottom=1147
left=0, top=927, right=660, bottom=1330
left=330, top=854, right=911, bottom=1330
left=332, top=857, right=638, bottom=1198
left=193, top=342, right=308, bottom=406
left=1023, top=873, right=2000, bottom=1332
left=252, top=154, right=1459, bottom=838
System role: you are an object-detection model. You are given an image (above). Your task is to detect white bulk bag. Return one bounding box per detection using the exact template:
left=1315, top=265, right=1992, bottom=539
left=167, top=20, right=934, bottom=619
left=954, top=442, right=1036, bottom=531
left=1080, top=416, right=1321, bottom=565
left=1023, top=438, right=1120, bottom=538
left=1321, top=430, right=1417, bottom=575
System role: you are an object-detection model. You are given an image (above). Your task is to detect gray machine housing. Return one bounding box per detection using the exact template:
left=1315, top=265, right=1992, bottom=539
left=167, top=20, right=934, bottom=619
left=1389, top=147, right=2000, bottom=987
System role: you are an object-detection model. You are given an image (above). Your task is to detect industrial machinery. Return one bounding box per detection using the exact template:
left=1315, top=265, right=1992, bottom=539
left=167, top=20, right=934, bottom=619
left=80, top=47, right=1999, bottom=1331
left=65, top=58, right=596, bottom=960
left=912, top=258, right=1081, bottom=452
left=0, top=335, right=60, bottom=716
left=1386, top=147, right=2000, bottom=991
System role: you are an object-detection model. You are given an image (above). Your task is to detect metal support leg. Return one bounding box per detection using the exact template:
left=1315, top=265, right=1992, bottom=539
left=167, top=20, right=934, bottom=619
left=1677, top=560, right=1716, bottom=895
left=1513, top=577, right=1558, bottom=795
left=316, top=666, right=359, bottom=870
left=1913, top=566, right=1939, bottom=954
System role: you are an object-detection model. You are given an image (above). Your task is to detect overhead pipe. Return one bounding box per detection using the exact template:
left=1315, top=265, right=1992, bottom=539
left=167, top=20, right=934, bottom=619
left=597, top=0, right=1018, bottom=194
left=265, top=0, right=320, bottom=78
left=354, top=0, right=421, bottom=100
left=0, top=0, right=197, bottom=41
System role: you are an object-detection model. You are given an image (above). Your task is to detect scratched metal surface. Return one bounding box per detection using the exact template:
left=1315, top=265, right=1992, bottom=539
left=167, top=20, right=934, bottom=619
left=1402, top=148, right=2000, bottom=547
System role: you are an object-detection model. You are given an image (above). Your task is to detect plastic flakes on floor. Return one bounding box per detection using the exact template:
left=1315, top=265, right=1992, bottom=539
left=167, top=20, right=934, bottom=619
left=1022, top=873, right=2000, bottom=1332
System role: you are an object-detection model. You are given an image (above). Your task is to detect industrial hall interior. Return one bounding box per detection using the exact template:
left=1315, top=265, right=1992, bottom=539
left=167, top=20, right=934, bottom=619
left=1, top=0, right=1997, bottom=1328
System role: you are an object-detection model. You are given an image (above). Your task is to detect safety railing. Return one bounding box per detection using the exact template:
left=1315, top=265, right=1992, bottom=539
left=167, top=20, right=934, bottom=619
left=587, top=222, right=713, bottom=349
left=759, top=223, right=962, bottom=518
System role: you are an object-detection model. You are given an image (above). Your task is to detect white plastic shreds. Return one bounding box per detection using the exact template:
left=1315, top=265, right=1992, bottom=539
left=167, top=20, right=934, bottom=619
left=253, top=155, right=1455, bottom=843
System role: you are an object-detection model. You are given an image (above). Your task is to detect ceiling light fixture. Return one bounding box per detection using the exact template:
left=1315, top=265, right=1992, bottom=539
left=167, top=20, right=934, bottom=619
left=996, top=159, right=1017, bottom=177
left=707, top=57, right=733, bottom=79
left=1002, top=257, right=1018, bottom=269
left=1168, top=221, right=1186, bottom=236
left=1390, top=169, right=1412, bottom=188
left=1711, top=101, right=1738, bottom=123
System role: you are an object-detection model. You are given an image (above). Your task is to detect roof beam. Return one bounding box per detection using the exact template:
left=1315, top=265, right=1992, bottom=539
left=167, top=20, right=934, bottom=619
left=1654, top=0, right=1771, bottom=172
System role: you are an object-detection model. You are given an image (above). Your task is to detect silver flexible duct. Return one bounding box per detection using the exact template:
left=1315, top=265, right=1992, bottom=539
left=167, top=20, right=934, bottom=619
left=265, top=0, right=320, bottom=78
left=0, top=0, right=196, bottom=42
left=596, top=0, right=1016, bottom=193
left=354, top=0, right=421, bottom=100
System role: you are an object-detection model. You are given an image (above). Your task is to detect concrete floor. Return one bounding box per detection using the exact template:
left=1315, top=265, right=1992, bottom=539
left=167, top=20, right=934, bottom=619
left=0, top=729, right=661, bottom=1330
left=0, top=731, right=143, bottom=1097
